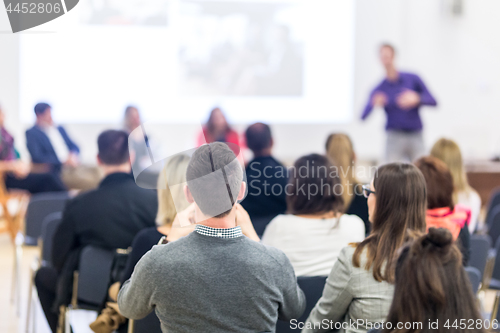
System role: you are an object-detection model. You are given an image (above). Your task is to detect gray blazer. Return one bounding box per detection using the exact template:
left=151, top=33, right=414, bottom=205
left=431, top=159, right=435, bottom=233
left=302, top=246, right=394, bottom=333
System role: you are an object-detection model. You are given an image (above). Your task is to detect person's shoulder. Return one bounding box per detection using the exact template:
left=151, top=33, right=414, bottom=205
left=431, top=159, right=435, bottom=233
left=339, top=214, right=365, bottom=228
left=25, top=125, right=40, bottom=135
left=400, top=71, right=421, bottom=80
left=242, top=237, right=292, bottom=267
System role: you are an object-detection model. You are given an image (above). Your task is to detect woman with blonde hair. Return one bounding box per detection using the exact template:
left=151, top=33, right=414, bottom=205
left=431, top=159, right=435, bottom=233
left=326, top=133, right=370, bottom=235
left=430, top=138, right=481, bottom=233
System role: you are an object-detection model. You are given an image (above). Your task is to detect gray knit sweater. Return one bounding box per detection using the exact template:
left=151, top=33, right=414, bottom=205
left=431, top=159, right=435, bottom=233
left=118, top=231, right=306, bottom=333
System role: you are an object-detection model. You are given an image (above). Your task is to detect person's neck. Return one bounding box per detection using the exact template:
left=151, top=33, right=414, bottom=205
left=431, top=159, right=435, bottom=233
left=36, top=120, right=52, bottom=128
left=198, top=210, right=237, bottom=229
left=252, top=148, right=272, bottom=158
left=295, top=211, right=339, bottom=220
left=385, top=66, right=399, bottom=81
left=100, top=163, right=131, bottom=176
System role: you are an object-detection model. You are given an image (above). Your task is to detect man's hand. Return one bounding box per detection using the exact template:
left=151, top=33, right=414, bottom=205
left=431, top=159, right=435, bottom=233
left=235, top=204, right=260, bottom=242
left=397, top=89, right=421, bottom=110
left=11, top=161, right=30, bottom=179
left=371, top=92, right=388, bottom=108
left=65, top=152, right=79, bottom=168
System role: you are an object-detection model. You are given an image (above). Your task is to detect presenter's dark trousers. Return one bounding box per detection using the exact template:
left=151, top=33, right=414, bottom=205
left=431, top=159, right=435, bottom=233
left=35, top=266, right=59, bottom=333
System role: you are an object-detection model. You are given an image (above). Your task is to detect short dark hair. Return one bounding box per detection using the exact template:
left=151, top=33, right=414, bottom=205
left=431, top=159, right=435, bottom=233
left=245, top=122, right=272, bottom=153
left=380, top=43, right=396, bottom=54
left=97, top=130, right=130, bottom=165
left=414, top=156, right=454, bottom=210
left=186, top=142, right=243, bottom=218
left=287, top=154, right=343, bottom=215
left=34, top=102, right=51, bottom=115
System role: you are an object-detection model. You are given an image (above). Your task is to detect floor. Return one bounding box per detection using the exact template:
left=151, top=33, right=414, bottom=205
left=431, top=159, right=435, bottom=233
left=0, top=232, right=498, bottom=333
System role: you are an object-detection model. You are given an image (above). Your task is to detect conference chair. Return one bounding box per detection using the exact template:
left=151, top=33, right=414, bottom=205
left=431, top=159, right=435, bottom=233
left=128, top=312, right=162, bottom=333
left=487, top=187, right=500, bottom=225
left=488, top=206, right=500, bottom=247
left=60, top=245, right=128, bottom=333
left=490, top=292, right=500, bottom=330
left=487, top=238, right=500, bottom=292
left=465, top=266, right=482, bottom=294
left=276, top=276, right=328, bottom=333
left=469, top=234, right=495, bottom=291
left=0, top=172, right=30, bottom=315
left=24, top=191, right=70, bottom=246
left=26, top=212, right=63, bottom=333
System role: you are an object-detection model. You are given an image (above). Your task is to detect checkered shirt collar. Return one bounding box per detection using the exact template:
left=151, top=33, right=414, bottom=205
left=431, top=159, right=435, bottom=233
left=194, top=224, right=243, bottom=239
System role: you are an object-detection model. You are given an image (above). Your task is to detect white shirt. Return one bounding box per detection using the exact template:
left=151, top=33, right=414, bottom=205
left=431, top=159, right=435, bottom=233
left=44, top=125, right=69, bottom=163
left=457, top=190, right=482, bottom=233
left=261, top=214, right=365, bottom=277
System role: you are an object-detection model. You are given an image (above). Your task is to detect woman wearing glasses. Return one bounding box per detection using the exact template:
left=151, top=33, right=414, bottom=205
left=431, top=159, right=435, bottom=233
left=303, top=163, right=427, bottom=333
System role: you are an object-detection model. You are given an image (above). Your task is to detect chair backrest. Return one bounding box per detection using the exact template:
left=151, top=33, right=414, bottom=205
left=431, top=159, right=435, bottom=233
left=252, top=215, right=275, bottom=238
left=40, top=212, right=63, bottom=266
left=469, top=234, right=492, bottom=278
left=488, top=206, right=500, bottom=248
left=464, top=266, right=481, bottom=294
left=487, top=187, right=500, bottom=224
left=133, top=312, right=162, bottom=333
left=76, top=246, right=115, bottom=309
left=276, top=276, right=327, bottom=333
left=25, top=191, right=70, bottom=245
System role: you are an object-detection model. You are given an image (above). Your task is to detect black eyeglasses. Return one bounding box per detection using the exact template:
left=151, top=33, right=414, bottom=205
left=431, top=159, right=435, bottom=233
left=362, top=184, right=376, bottom=198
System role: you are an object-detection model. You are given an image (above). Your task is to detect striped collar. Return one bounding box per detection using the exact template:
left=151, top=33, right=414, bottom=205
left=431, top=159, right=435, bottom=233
left=194, top=224, right=243, bottom=239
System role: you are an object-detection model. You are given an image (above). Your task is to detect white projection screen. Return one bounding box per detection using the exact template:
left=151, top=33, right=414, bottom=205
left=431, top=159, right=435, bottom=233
left=20, top=0, right=355, bottom=124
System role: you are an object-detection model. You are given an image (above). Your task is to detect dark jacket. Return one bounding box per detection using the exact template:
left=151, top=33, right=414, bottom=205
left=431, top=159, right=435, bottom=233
left=52, top=172, right=157, bottom=309
left=241, top=156, right=288, bottom=236
left=26, top=125, right=79, bottom=172
left=52, top=172, right=157, bottom=272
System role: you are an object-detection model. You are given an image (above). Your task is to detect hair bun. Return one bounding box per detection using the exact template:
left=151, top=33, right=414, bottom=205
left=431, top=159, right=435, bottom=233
left=426, top=228, right=453, bottom=248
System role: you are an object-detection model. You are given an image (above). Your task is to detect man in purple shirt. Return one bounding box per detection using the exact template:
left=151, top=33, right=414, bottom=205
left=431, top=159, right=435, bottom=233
left=361, top=43, right=437, bottom=162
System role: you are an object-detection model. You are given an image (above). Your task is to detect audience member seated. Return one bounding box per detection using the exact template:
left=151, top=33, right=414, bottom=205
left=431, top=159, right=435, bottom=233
left=261, top=153, right=365, bottom=276
left=370, top=228, right=484, bottom=333
left=0, top=106, right=65, bottom=193
left=326, top=133, right=371, bottom=235
left=118, top=142, right=305, bottom=333
left=26, top=102, right=100, bottom=190
left=414, top=156, right=471, bottom=265
left=240, top=122, right=287, bottom=236
left=431, top=138, right=481, bottom=233
left=35, top=130, right=158, bottom=333
left=196, top=107, right=240, bottom=150
left=303, top=163, right=427, bottom=333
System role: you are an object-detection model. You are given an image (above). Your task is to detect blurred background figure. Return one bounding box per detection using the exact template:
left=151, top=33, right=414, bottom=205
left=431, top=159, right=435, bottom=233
left=197, top=107, right=240, bottom=150
left=414, top=156, right=470, bottom=265
left=431, top=138, right=482, bottom=234
left=25, top=102, right=101, bottom=191
left=241, top=122, right=287, bottom=236
left=361, top=43, right=437, bottom=163
left=0, top=106, right=66, bottom=193
left=326, top=133, right=370, bottom=235
left=123, top=105, right=152, bottom=174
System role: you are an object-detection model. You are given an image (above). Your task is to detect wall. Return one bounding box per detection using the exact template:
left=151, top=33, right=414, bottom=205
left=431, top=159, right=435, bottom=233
left=2, top=0, right=500, bottom=165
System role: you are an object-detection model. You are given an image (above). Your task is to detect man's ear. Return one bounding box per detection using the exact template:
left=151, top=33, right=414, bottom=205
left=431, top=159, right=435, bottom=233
left=184, top=185, right=195, bottom=203
left=96, top=155, right=102, bottom=166
left=237, top=181, right=246, bottom=201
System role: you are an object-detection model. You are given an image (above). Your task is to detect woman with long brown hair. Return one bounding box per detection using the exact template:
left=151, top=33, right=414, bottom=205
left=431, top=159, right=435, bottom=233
left=303, top=163, right=427, bottom=333
left=196, top=107, right=240, bottom=150
left=379, top=228, right=484, bottom=333
left=326, top=133, right=370, bottom=235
